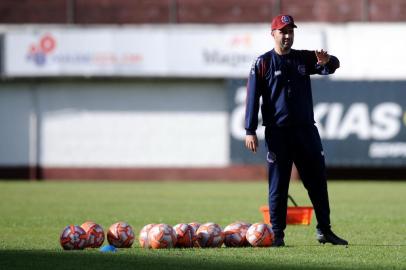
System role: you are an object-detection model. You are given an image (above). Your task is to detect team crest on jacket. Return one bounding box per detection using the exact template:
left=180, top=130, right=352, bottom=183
left=297, top=65, right=306, bottom=75
left=266, top=152, right=277, bottom=163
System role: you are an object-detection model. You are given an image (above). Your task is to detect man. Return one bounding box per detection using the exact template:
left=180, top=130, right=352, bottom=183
left=245, top=14, right=348, bottom=247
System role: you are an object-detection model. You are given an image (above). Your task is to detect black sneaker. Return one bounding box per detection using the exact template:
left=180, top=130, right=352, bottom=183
left=316, top=229, right=348, bottom=245
left=271, top=237, right=285, bottom=247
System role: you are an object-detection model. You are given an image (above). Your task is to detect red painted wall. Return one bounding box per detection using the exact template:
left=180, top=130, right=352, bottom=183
left=1, top=0, right=406, bottom=24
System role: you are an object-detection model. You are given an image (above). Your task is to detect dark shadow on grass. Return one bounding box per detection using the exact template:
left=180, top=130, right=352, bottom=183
left=346, top=244, right=406, bottom=247
left=288, top=244, right=406, bottom=248
left=0, top=249, right=364, bottom=270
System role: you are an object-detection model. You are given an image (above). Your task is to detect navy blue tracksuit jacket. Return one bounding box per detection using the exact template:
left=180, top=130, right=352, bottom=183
left=245, top=49, right=339, bottom=133
left=245, top=48, right=340, bottom=237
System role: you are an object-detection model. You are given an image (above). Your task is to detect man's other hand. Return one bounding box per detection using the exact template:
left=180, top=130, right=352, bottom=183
left=245, top=135, right=258, bottom=153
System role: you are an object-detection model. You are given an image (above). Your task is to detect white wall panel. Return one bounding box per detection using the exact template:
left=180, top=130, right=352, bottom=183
left=37, top=81, right=229, bottom=167
left=42, top=111, right=227, bottom=167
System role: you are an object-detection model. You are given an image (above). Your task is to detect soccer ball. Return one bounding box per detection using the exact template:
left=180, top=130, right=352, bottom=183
left=223, top=221, right=252, bottom=247
left=196, top=222, right=224, bottom=248
left=246, top=223, right=274, bottom=247
left=81, top=221, right=105, bottom=248
left=60, top=225, right=87, bottom=250
left=107, top=221, right=135, bottom=248
left=173, top=223, right=195, bottom=248
left=148, top=224, right=177, bottom=249
left=188, top=222, right=200, bottom=247
left=138, top=223, right=155, bottom=248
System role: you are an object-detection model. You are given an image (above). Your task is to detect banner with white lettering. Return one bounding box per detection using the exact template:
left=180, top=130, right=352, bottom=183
left=228, top=79, right=406, bottom=167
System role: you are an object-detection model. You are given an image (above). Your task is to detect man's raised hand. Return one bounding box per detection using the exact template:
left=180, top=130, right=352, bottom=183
left=315, top=49, right=330, bottom=65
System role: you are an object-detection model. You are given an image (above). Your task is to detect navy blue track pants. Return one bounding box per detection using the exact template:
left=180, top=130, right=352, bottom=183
left=265, top=125, right=331, bottom=238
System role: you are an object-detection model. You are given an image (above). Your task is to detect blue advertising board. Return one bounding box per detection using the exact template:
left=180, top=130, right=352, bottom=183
left=228, top=79, right=406, bottom=167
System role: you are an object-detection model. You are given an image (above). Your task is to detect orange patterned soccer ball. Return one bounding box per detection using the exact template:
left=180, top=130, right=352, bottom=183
left=81, top=221, right=105, bottom=248
left=138, top=223, right=156, bottom=248
left=188, top=222, right=200, bottom=247
left=60, top=225, right=87, bottom=250
left=173, top=223, right=195, bottom=248
left=148, top=224, right=177, bottom=249
left=196, top=222, right=224, bottom=248
left=246, top=223, right=274, bottom=247
left=223, top=221, right=252, bottom=247
left=107, top=221, right=135, bottom=248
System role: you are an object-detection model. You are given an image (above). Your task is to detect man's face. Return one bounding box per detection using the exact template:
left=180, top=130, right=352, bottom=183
left=272, top=26, right=294, bottom=52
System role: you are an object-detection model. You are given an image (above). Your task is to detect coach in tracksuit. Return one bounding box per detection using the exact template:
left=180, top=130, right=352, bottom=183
left=245, top=14, right=348, bottom=247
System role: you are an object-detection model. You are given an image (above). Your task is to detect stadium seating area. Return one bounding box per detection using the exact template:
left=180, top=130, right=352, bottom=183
left=1, top=0, right=406, bottom=24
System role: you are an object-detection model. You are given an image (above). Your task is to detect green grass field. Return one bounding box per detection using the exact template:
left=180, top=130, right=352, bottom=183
left=0, top=180, right=405, bottom=270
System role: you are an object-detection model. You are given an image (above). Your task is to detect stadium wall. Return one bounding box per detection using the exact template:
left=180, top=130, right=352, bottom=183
left=0, top=78, right=268, bottom=180
left=0, top=79, right=229, bottom=167
left=0, top=23, right=405, bottom=180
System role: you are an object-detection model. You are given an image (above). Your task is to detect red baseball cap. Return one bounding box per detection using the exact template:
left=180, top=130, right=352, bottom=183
left=271, top=15, right=297, bottom=30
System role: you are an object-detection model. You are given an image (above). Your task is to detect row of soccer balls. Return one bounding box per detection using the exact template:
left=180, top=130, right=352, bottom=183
left=60, top=221, right=275, bottom=250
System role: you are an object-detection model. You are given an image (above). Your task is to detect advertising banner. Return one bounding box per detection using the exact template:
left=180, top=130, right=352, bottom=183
left=228, top=79, right=406, bottom=167
left=4, top=28, right=168, bottom=76
left=3, top=25, right=323, bottom=77
left=3, top=24, right=406, bottom=79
